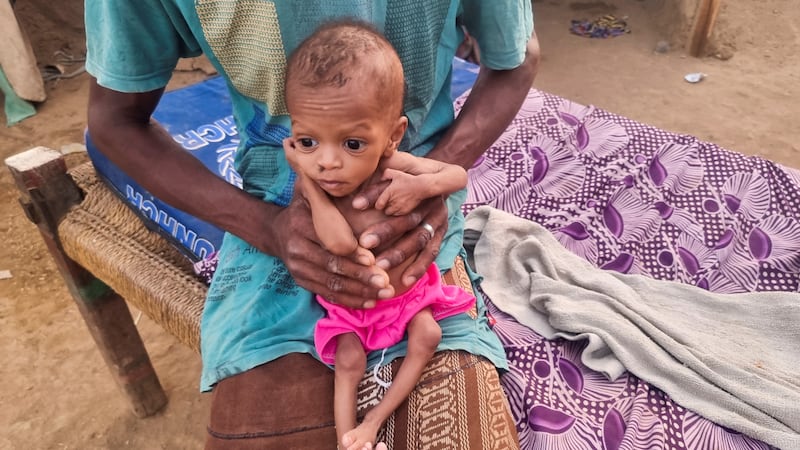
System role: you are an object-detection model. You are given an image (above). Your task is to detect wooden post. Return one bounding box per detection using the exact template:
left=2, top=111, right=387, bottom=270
left=0, top=0, right=46, bottom=101
left=689, top=0, right=722, bottom=57
left=5, top=147, right=168, bottom=417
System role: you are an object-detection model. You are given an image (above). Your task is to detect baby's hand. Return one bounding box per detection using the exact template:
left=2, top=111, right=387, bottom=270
left=375, top=168, right=425, bottom=215
left=352, top=246, right=376, bottom=267
left=352, top=246, right=390, bottom=290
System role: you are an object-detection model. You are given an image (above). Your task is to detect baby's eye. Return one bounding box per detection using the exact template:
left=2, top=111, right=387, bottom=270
left=344, top=139, right=366, bottom=151
left=298, top=138, right=318, bottom=148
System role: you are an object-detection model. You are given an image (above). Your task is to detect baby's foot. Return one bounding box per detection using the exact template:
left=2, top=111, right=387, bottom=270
left=341, top=419, right=382, bottom=450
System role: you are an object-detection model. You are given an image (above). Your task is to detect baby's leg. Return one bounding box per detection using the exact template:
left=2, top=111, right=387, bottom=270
left=335, top=333, right=367, bottom=448
left=342, top=308, right=441, bottom=450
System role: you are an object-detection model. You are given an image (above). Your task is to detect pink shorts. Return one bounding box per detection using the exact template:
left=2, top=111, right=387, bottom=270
left=314, top=263, right=476, bottom=365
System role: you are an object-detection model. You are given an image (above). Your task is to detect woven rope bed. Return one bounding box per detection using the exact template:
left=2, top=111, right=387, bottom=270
left=62, top=161, right=206, bottom=352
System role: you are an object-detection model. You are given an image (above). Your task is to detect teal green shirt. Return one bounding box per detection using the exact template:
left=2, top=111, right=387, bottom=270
left=85, top=0, right=534, bottom=391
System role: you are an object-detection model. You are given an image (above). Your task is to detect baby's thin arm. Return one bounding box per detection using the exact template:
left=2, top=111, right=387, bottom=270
left=297, top=172, right=360, bottom=257
left=382, top=151, right=467, bottom=198
left=375, top=152, right=467, bottom=215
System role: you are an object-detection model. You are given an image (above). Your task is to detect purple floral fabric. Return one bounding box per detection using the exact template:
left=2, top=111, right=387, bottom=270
left=455, top=89, right=799, bottom=450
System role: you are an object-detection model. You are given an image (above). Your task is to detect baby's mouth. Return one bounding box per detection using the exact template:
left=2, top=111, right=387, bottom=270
left=317, top=179, right=345, bottom=191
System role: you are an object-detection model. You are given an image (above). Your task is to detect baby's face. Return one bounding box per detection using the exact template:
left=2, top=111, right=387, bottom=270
left=286, top=81, right=403, bottom=197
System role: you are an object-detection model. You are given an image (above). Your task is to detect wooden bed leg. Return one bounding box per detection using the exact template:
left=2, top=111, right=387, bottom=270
left=5, top=147, right=168, bottom=418
left=689, top=0, right=723, bottom=57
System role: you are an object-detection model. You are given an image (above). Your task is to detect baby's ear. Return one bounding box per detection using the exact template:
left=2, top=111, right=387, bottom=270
left=383, top=142, right=398, bottom=158
left=283, top=138, right=298, bottom=167
left=390, top=116, right=408, bottom=146
left=384, top=116, right=407, bottom=157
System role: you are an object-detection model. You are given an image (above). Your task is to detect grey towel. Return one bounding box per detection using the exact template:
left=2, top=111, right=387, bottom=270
left=464, top=206, right=800, bottom=450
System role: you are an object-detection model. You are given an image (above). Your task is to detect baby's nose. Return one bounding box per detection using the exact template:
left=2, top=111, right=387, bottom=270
left=317, top=146, right=342, bottom=170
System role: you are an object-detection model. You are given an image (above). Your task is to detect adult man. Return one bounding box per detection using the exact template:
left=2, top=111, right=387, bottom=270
left=85, top=1, right=539, bottom=448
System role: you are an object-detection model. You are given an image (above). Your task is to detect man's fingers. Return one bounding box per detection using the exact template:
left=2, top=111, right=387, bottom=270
left=373, top=215, right=446, bottom=288
left=283, top=243, right=394, bottom=307
left=351, top=179, right=390, bottom=210
left=321, top=253, right=386, bottom=284
left=372, top=221, right=434, bottom=267
left=359, top=212, right=422, bottom=250
left=288, top=262, right=394, bottom=308
left=398, top=197, right=448, bottom=285
left=400, top=224, right=443, bottom=287
left=279, top=197, right=396, bottom=305
left=293, top=275, right=385, bottom=309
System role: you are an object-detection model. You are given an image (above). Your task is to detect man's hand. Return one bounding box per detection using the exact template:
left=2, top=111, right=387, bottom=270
left=354, top=185, right=449, bottom=288
left=273, top=195, right=395, bottom=309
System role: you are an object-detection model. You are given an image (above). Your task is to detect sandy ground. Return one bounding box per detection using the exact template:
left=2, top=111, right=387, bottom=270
left=1, top=1, right=798, bottom=449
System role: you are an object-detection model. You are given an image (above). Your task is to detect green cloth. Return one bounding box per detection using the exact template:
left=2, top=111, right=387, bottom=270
left=0, top=66, right=36, bottom=126
left=464, top=205, right=800, bottom=450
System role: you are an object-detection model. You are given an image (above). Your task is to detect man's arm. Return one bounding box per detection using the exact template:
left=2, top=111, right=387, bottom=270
left=88, top=80, right=393, bottom=307
left=426, top=33, right=540, bottom=169
left=88, top=80, right=280, bottom=253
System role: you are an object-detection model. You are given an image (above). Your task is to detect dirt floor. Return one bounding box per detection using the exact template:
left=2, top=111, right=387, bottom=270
left=1, top=1, right=798, bottom=449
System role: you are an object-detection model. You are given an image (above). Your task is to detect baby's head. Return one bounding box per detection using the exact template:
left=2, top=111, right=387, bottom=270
left=284, top=20, right=408, bottom=197
left=285, top=19, right=405, bottom=121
